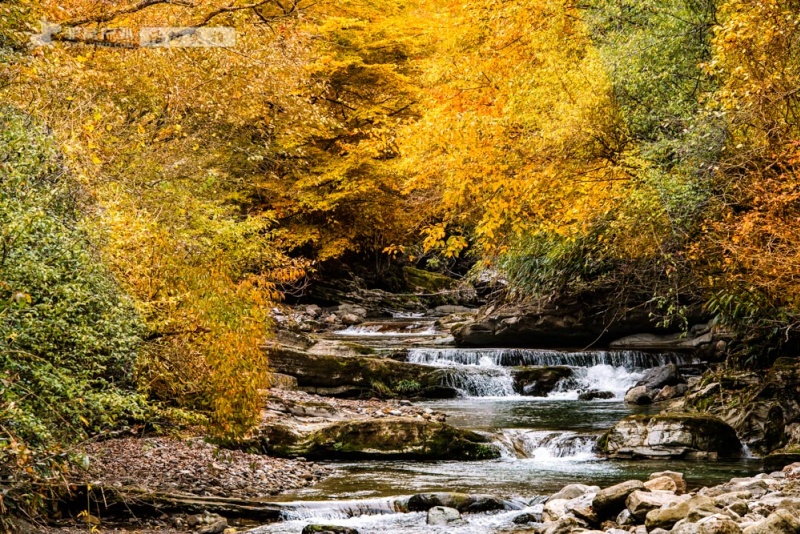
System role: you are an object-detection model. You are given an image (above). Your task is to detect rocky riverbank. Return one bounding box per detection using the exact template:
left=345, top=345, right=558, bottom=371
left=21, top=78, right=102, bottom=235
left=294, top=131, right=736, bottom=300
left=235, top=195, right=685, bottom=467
left=504, top=463, right=800, bottom=533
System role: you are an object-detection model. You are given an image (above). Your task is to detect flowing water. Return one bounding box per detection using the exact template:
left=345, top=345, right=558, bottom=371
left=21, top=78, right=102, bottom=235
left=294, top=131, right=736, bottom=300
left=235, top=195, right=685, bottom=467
left=251, top=318, right=763, bottom=533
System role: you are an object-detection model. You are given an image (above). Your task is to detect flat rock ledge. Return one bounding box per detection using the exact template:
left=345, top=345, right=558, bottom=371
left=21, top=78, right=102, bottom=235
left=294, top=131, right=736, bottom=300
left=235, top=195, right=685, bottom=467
left=239, top=417, right=500, bottom=461
left=598, top=413, right=743, bottom=459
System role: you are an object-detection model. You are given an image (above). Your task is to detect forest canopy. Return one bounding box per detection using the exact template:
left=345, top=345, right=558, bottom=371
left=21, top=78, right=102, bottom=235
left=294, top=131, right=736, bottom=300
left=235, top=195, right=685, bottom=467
left=1, top=0, right=799, bottom=510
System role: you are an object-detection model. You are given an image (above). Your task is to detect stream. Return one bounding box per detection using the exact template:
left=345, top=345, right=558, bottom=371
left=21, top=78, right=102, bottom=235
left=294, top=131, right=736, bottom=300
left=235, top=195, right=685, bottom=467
left=251, top=318, right=763, bottom=533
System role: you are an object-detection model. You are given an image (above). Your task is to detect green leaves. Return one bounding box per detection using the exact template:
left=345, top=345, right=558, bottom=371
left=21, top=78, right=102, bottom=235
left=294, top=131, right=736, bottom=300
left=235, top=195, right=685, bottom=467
left=0, top=107, right=146, bottom=449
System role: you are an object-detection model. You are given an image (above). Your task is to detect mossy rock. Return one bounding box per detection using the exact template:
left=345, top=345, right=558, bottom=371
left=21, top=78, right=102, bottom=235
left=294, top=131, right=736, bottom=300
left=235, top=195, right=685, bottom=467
left=402, top=266, right=456, bottom=293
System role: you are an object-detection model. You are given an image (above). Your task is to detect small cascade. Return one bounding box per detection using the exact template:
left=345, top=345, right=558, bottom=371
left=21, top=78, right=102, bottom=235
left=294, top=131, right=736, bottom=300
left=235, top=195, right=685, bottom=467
left=407, top=348, right=694, bottom=368
left=548, top=364, right=643, bottom=400
left=494, top=430, right=598, bottom=461
left=280, top=497, right=410, bottom=520
left=334, top=322, right=438, bottom=337
left=437, top=367, right=516, bottom=397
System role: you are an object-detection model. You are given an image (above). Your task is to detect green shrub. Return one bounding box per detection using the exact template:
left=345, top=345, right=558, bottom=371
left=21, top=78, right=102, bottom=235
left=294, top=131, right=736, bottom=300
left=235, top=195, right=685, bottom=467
left=0, top=107, right=149, bottom=518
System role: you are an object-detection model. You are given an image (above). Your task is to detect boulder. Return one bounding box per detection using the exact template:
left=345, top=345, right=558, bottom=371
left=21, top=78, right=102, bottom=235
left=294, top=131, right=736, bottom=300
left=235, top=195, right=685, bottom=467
left=407, top=492, right=506, bottom=513
left=513, top=367, right=573, bottom=396
left=625, top=385, right=657, bottom=405
left=565, top=493, right=598, bottom=524
left=742, top=509, right=800, bottom=533
left=645, top=496, right=719, bottom=530
left=426, top=506, right=464, bottom=526
left=696, top=515, right=743, bottom=534
left=645, top=475, right=679, bottom=493
left=654, top=385, right=681, bottom=402
left=636, top=364, right=681, bottom=390
left=268, top=347, right=448, bottom=398
left=627, top=490, right=682, bottom=521
left=246, top=418, right=500, bottom=460
left=513, top=512, right=542, bottom=524
left=548, top=483, right=597, bottom=502
left=599, top=414, right=743, bottom=459
left=592, top=479, right=645, bottom=518
left=650, top=471, right=686, bottom=495
left=579, top=390, right=616, bottom=401
left=543, top=498, right=570, bottom=521
left=542, top=516, right=588, bottom=534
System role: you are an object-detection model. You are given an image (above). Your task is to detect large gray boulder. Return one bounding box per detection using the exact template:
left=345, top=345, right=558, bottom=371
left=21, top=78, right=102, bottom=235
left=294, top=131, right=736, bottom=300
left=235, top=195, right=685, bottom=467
left=598, top=413, right=742, bottom=459
left=636, top=364, right=681, bottom=390
left=407, top=492, right=506, bottom=513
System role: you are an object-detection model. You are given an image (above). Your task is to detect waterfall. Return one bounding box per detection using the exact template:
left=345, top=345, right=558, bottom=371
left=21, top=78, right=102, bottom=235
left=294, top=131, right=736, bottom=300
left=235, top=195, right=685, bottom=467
left=437, top=367, right=516, bottom=397
left=334, top=323, right=439, bottom=336
left=547, top=364, right=643, bottom=400
left=407, top=348, right=694, bottom=368
left=494, top=430, right=598, bottom=461
left=280, top=497, right=410, bottom=520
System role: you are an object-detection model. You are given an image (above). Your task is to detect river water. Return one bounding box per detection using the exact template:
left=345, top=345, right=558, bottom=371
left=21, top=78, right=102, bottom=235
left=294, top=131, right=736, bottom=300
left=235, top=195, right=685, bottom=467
left=250, top=318, right=762, bottom=533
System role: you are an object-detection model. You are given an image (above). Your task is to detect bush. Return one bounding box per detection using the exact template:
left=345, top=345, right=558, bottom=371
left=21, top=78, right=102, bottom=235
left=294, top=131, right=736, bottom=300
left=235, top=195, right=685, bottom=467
left=0, top=107, right=148, bottom=517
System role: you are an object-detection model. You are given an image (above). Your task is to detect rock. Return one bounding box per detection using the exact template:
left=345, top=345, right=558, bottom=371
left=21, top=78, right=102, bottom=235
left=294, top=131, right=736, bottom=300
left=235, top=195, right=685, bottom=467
left=302, top=526, right=359, bottom=534
left=617, top=508, right=634, bottom=526
left=599, top=413, right=742, bottom=459
left=650, top=471, right=687, bottom=494
left=565, top=492, right=598, bottom=524
left=592, top=479, right=646, bottom=518
left=654, top=384, right=681, bottom=402
left=248, top=418, right=500, bottom=460
left=644, top=475, right=679, bottom=493
left=407, top=492, right=506, bottom=513
left=268, top=347, right=449, bottom=398
left=305, top=304, right=322, bottom=318
left=579, top=389, right=615, bottom=401
left=724, top=501, right=749, bottom=517
left=197, top=518, right=228, bottom=534
left=645, top=496, right=718, bottom=530
left=426, top=506, right=464, bottom=526
left=742, top=509, right=800, bottom=533
left=627, top=490, right=681, bottom=520
left=452, top=301, right=703, bottom=348
left=513, top=366, right=573, bottom=396
left=336, top=304, right=368, bottom=319
left=513, top=512, right=542, bottom=524
left=340, top=313, right=361, bottom=325
left=543, top=498, right=569, bottom=521
left=625, top=385, right=656, bottom=405
left=636, top=364, right=681, bottom=390
left=696, top=515, right=743, bottom=534
left=542, top=516, right=587, bottom=534
left=610, top=330, right=714, bottom=350
left=548, top=483, right=597, bottom=502
left=267, top=373, right=298, bottom=390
